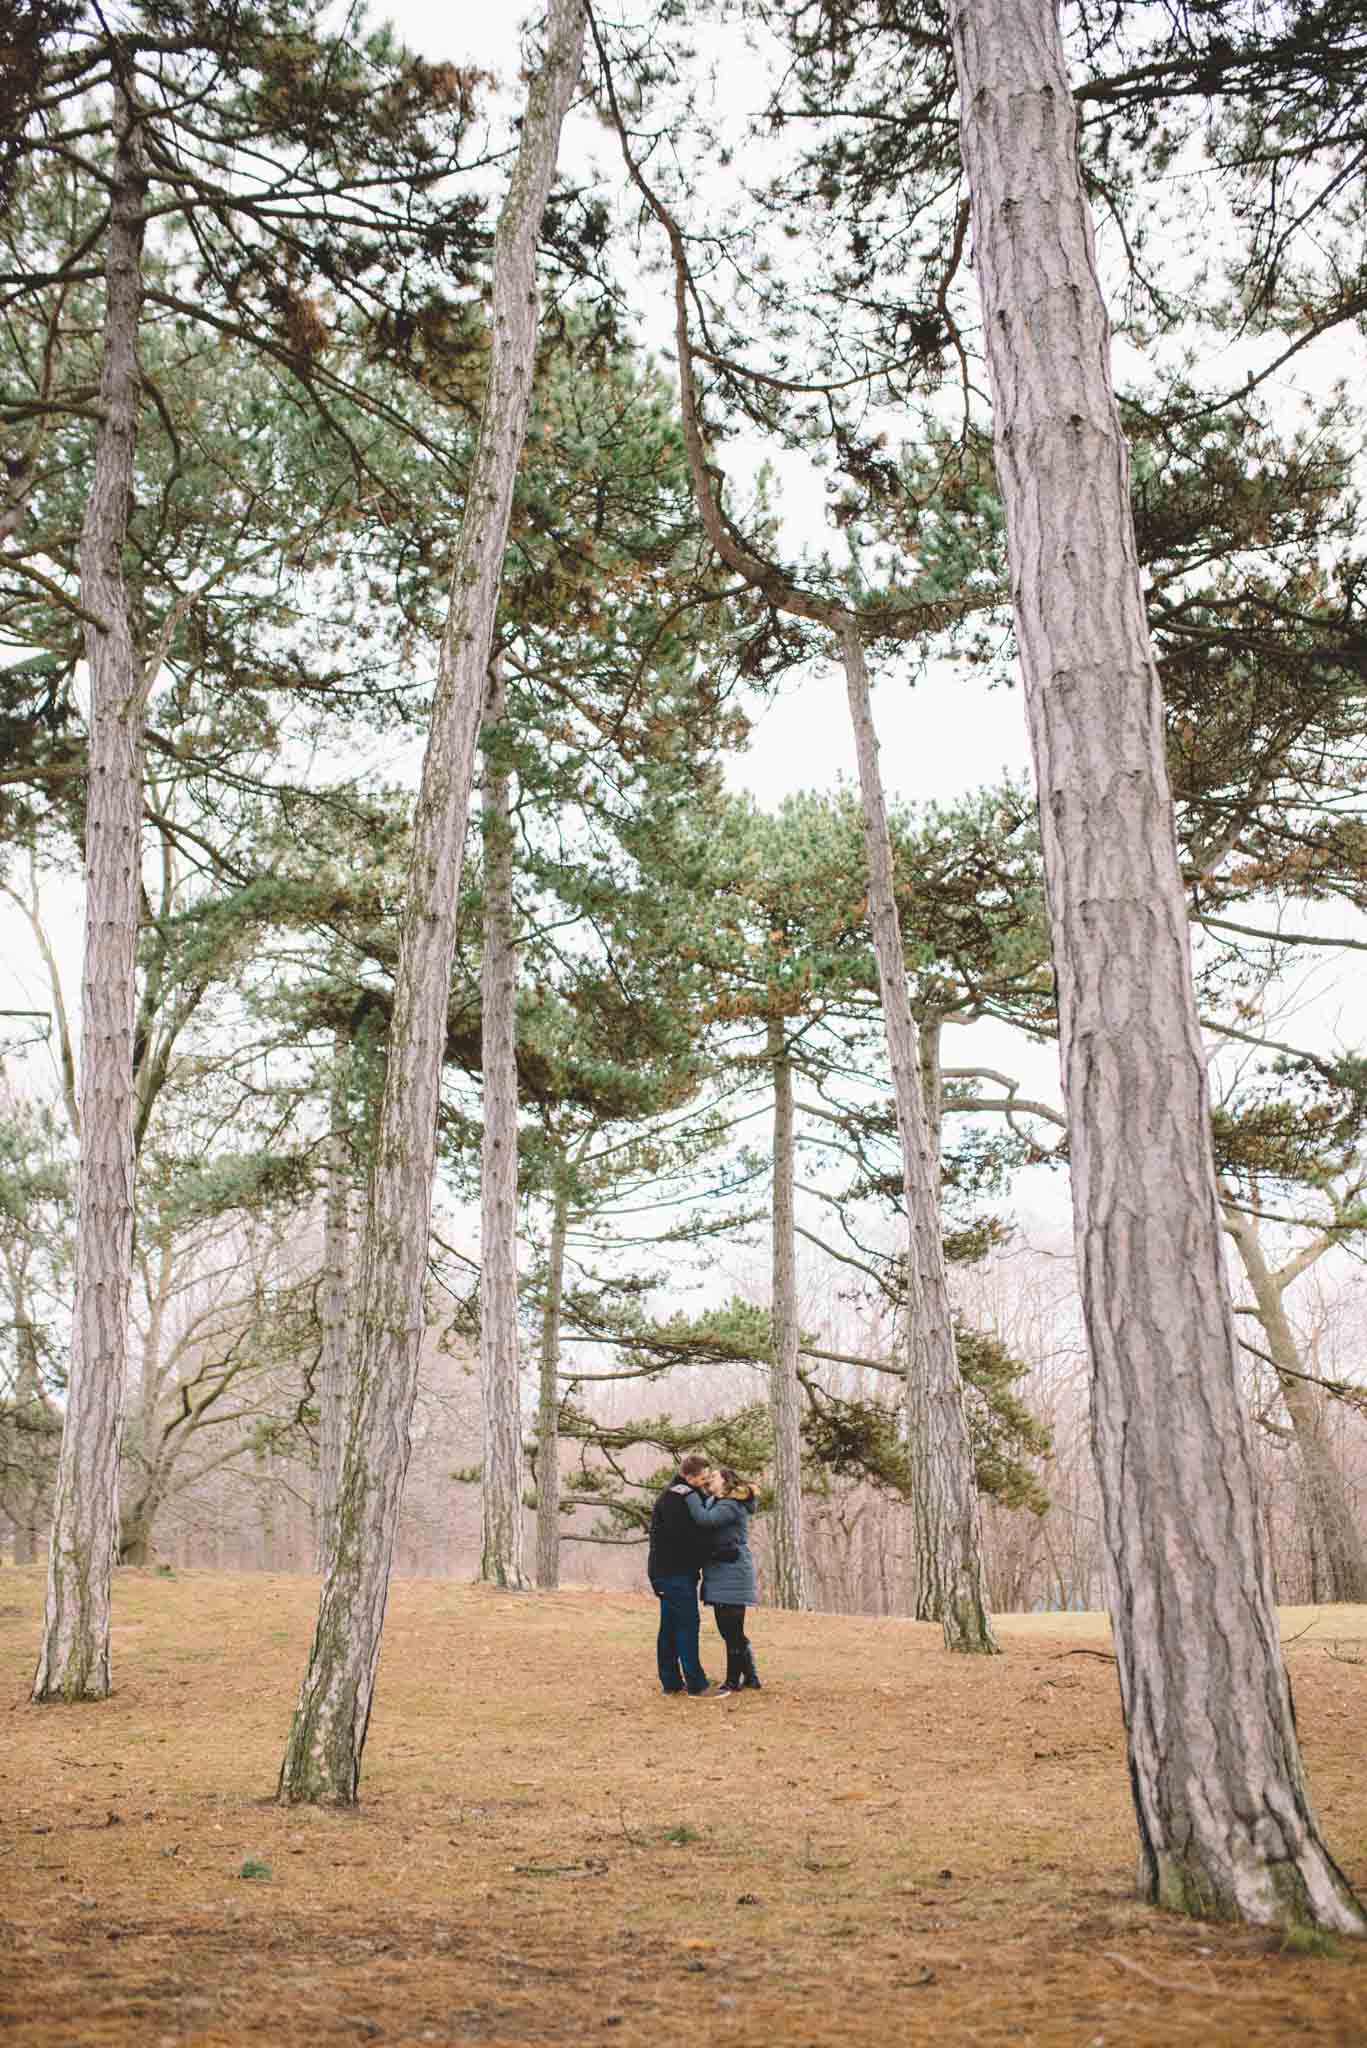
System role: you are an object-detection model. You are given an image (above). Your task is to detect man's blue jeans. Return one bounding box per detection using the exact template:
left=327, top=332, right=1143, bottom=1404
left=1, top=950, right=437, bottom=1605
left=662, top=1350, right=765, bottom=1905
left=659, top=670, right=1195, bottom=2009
left=653, top=1572, right=708, bottom=1693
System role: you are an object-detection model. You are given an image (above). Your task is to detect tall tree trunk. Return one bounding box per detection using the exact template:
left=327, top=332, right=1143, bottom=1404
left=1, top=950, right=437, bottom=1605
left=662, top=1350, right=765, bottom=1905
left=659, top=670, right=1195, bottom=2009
left=841, top=626, right=998, bottom=1653
left=1223, top=1207, right=1367, bottom=1604
left=33, top=85, right=146, bottom=1704
left=315, top=1027, right=351, bottom=1575
left=950, top=0, right=1364, bottom=1930
left=768, top=1015, right=807, bottom=1609
left=479, top=659, right=526, bottom=1589
left=536, top=1174, right=570, bottom=1591
left=276, top=0, right=584, bottom=1805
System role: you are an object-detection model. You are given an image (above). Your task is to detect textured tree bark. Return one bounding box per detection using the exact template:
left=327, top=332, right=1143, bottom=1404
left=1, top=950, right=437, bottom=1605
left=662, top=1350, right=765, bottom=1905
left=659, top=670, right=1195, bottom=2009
left=33, top=84, right=146, bottom=1705
left=768, top=1016, right=807, bottom=1609
left=479, top=659, right=526, bottom=1589
left=918, top=1014, right=944, bottom=1176
left=535, top=1175, right=570, bottom=1591
left=951, top=0, right=1365, bottom=1929
left=315, top=1029, right=352, bottom=1576
left=1223, top=1208, right=1367, bottom=1605
left=841, top=626, right=998, bottom=1653
left=276, top=0, right=584, bottom=1803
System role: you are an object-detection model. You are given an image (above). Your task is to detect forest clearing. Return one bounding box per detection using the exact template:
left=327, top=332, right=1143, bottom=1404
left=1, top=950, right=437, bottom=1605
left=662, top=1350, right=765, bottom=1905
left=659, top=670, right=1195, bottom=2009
left=1, top=1568, right=1365, bottom=2048
left=5, top=0, right=1367, bottom=2000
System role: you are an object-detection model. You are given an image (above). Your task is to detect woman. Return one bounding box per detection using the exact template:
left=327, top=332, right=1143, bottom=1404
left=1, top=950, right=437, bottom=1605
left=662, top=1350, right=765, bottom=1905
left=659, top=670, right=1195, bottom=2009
left=685, top=1467, right=762, bottom=1695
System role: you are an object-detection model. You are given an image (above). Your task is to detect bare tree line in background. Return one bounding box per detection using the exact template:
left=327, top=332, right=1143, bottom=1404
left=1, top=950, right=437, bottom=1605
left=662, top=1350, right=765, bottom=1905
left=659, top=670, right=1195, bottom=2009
left=4, top=1218, right=1361, bottom=1620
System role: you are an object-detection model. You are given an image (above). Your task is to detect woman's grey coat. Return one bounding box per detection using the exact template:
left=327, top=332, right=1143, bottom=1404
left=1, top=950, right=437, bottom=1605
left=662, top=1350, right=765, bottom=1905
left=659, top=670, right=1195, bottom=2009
left=685, top=1491, right=759, bottom=1606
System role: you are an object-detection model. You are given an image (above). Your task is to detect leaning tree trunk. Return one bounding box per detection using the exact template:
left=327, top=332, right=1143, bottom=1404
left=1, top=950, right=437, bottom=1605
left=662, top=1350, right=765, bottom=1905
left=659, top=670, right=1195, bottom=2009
left=276, top=0, right=584, bottom=1805
left=479, top=659, right=526, bottom=1589
left=951, top=0, right=1365, bottom=1930
left=33, top=86, right=147, bottom=1704
left=842, top=625, right=998, bottom=1653
left=535, top=1174, right=570, bottom=1591
left=767, top=1016, right=807, bottom=1609
left=315, top=1027, right=352, bottom=1575
left=1223, top=1207, right=1367, bottom=1605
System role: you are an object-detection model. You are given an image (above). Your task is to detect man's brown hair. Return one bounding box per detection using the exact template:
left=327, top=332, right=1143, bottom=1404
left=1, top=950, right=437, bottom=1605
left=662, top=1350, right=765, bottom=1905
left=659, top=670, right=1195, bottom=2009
left=679, top=1452, right=710, bottom=1477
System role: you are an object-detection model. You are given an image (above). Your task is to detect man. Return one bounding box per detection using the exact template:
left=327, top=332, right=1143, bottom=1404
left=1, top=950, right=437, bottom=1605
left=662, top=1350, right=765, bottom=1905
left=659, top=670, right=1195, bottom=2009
left=648, top=1452, right=713, bottom=1696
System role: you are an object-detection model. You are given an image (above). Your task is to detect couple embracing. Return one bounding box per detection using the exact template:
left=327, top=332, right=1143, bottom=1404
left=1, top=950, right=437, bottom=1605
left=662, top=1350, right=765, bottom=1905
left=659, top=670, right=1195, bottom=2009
left=647, top=1452, right=762, bottom=1697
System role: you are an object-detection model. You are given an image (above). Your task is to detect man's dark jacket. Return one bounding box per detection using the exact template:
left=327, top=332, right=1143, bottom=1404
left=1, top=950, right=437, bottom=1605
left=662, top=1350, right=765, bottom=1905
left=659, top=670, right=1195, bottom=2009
left=648, top=1475, right=710, bottom=1584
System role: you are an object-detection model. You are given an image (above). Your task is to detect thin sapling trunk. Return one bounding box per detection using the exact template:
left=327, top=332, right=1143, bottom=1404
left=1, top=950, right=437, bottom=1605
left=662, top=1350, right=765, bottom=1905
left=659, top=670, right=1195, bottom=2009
left=479, top=658, right=526, bottom=1589
left=768, top=1016, right=807, bottom=1609
left=535, top=1174, right=570, bottom=1590
left=841, top=624, right=998, bottom=1653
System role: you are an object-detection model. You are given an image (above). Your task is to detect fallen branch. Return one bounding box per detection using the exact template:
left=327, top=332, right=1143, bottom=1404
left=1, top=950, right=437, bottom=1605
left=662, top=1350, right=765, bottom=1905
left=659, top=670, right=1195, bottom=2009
left=1102, top=1951, right=1259, bottom=2001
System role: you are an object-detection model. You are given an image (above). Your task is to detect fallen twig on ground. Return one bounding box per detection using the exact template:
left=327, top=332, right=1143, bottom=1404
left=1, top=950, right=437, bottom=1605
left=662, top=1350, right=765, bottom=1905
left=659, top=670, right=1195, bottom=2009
left=1102, top=1951, right=1260, bottom=2000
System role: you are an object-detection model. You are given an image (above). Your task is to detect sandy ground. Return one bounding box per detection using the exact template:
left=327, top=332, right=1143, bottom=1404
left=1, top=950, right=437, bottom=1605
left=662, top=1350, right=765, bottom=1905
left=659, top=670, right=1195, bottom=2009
left=0, top=1568, right=1364, bottom=2047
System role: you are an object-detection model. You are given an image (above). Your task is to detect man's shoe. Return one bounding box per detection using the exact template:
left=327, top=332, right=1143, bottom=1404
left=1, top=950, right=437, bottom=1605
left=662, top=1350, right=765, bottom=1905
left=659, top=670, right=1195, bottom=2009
left=684, top=1684, right=713, bottom=1697
left=715, top=1683, right=741, bottom=1697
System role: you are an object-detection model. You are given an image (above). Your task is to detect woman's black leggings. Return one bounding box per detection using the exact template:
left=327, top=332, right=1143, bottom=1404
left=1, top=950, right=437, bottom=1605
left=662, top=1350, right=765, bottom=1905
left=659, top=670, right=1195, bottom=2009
left=712, top=1603, right=749, bottom=1685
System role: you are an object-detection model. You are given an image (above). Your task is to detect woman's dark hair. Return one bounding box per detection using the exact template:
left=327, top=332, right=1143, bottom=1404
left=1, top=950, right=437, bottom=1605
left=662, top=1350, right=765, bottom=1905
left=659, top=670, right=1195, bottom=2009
left=718, top=1466, right=756, bottom=1502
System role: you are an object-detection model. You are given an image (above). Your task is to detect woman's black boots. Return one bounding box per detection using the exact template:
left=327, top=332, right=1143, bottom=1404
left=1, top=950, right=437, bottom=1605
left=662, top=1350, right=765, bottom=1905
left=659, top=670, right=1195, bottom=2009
left=740, top=1644, right=762, bottom=1690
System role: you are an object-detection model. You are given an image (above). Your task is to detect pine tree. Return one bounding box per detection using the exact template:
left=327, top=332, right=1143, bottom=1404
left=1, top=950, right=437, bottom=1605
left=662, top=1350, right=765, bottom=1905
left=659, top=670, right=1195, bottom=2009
left=950, top=0, right=1364, bottom=1932
left=276, top=0, right=585, bottom=1806
left=6, top=0, right=484, bottom=1702
left=594, top=30, right=999, bottom=1647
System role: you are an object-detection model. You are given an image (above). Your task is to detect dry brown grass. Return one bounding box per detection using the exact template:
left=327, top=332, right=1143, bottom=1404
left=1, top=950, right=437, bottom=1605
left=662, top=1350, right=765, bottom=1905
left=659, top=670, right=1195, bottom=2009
left=0, top=1567, right=1364, bottom=2047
